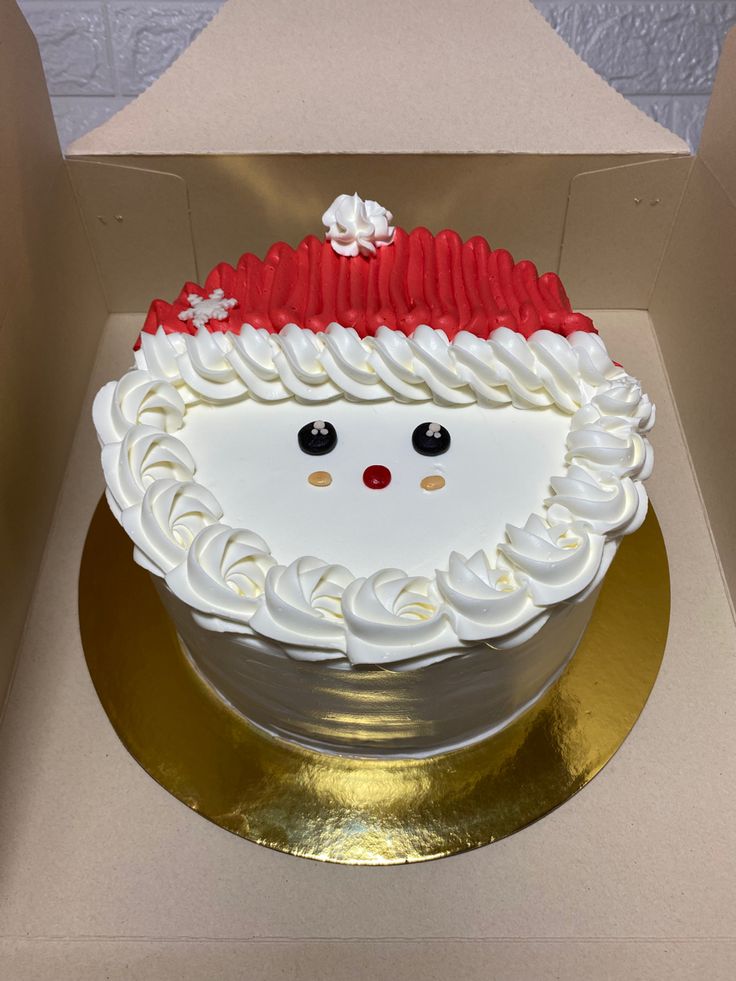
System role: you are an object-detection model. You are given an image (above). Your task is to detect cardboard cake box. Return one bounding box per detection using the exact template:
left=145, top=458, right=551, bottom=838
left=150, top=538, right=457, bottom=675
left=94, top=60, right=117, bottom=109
left=2, top=0, right=735, bottom=977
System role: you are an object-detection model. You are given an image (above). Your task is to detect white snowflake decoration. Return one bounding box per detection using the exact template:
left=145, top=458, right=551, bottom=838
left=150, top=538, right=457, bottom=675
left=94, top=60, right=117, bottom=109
left=178, top=288, right=238, bottom=330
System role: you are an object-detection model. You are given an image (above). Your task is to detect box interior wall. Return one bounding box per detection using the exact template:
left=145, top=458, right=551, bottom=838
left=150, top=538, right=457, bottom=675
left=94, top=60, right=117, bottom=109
left=2, top=3, right=736, bottom=975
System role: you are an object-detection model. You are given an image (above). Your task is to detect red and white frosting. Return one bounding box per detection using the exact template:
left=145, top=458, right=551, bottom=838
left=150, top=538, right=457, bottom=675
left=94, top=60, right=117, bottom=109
left=137, top=195, right=595, bottom=351
left=94, top=195, right=654, bottom=668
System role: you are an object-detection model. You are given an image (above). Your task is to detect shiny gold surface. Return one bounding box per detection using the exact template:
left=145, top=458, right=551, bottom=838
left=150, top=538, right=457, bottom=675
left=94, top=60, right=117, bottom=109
left=79, top=500, right=669, bottom=865
left=420, top=475, right=446, bottom=491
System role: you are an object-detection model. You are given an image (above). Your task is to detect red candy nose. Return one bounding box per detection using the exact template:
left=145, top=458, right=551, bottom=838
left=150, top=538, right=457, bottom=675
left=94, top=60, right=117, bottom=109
left=363, top=465, right=392, bottom=490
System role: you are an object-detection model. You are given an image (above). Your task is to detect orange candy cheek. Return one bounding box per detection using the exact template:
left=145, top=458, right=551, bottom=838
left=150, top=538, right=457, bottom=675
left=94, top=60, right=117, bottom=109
left=308, top=471, right=332, bottom=487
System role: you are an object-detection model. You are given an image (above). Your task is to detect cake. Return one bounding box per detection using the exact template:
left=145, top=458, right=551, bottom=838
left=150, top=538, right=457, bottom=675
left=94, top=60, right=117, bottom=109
left=93, top=193, right=654, bottom=758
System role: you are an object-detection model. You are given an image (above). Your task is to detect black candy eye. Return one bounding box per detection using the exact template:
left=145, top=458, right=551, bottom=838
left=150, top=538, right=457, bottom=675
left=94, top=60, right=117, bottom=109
left=298, top=420, right=337, bottom=455
left=412, top=422, right=451, bottom=456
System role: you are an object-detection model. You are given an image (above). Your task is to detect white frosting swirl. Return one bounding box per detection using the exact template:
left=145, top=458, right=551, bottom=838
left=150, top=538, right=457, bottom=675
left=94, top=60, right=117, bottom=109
left=341, top=571, right=456, bottom=665
left=122, top=479, right=222, bottom=576
left=499, top=515, right=606, bottom=606
left=93, top=372, right=185, bottom=444
left=249, top=558, right=354, bottom=659
left=101, top=424, right=196, bottom=520
left=134, top=324, right=625, bottom=410
left=546, top=465, right=648, bottom=536
left=166, top=524, right=275, bottom=630
left=436, top=550, right=547, bottom=646
left=322, top=193, right=395, bottom=257
left=94, top=324, right=654, bottom=667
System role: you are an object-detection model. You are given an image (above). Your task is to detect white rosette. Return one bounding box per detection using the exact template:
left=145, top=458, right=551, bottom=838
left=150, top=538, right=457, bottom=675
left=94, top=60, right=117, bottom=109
left=122, top=478, right=222, bottom=576
left=341, top=570, right=457, bottom=665
left=568, top=378, right=654, bottom=473
left=567, top=415, right=652, bottom=480
left=546, top=464, right=648, bottom=537
left=499, top=515, right=607, bottom=606
left=93, top=370, right=185, bottom=444
left=566, top=331, right=623, bottom=389
left=436, top=550, right=548, bottom=648
left=249, top=557, right=354, bottom=660
left=591, top=378, right=656, bottom=433
left=166, top=524, right=276, bottom=632
left=322, top=193, right=394, bottom=258
left=101, top=425, right=196, bottom=520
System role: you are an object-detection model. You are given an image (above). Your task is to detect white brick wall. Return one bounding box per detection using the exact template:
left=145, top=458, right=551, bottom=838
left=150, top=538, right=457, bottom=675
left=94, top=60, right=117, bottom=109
left=19, top=0, right=221, bottom=146
left=18, top=0, right=736, bottom=150
left=536, top=0, right=735, bottom=147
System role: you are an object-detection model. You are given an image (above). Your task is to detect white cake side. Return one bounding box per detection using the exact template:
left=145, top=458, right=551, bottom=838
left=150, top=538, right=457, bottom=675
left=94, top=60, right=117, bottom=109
left=92, top=196, right=654, bottom=757
left=93, top=322, right=653, bottom=756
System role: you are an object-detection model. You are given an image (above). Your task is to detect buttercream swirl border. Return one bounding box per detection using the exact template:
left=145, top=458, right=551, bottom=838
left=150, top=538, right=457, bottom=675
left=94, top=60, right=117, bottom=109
left=93, top=324, right=654, bottom=666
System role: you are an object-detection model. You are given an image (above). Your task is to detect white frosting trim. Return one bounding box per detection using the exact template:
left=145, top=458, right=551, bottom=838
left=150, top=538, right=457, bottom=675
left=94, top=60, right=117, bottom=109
left=94, top=324, right=654, bottom=666
left=131, top=322, right=626, bottom=411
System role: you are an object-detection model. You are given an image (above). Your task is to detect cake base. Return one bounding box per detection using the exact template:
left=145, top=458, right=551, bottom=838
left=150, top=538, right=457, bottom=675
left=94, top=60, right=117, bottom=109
left=79, top=499, right=669, bottom=865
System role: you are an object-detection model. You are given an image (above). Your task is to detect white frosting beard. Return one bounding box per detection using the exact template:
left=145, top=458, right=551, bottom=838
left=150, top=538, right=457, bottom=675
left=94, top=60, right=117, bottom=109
left=93, top=323, right=653, bottom=755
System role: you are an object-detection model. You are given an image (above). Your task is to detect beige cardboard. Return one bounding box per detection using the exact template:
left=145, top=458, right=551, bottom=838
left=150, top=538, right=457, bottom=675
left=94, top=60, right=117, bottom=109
left=0, top=3, right=107, bottom=709
left=650, top=160, right=736, bottom=602
left=67, top=0, right=687, bottom=157
left=2, top=311, right=735, bottom=978
left=3, top=1, right=736, bottom=977
left=63, top=0, right=690, bottom=316
left=559, top=157, right=693, bottom=308
left=3, top=939, right=736, bottom=981
left=68, top=152, right=677, bottom=313
left=698, top=27, right=736, bottom=206
left=649, top=26, right=736, bottom=605
left=0, top=5, right=58, bottom=305
left=67, top=161, right=197, bottom=311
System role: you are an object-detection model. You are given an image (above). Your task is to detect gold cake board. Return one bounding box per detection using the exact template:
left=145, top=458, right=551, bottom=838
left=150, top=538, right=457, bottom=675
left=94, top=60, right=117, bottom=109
left=79, top=500, right=669, bottom=865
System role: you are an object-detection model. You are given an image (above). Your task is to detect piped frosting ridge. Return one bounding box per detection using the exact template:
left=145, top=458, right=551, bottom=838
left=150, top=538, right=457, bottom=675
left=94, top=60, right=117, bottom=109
left=138, top=228, right=596, bottom=350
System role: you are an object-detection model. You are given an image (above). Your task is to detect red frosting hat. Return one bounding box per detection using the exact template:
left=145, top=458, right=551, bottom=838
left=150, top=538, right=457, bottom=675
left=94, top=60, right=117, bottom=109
left=137, top=193, right=596, bottom=350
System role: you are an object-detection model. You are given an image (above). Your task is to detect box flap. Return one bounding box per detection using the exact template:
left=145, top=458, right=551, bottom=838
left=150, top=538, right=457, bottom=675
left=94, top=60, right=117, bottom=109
left=0, top=1, right=61, bottom=307
left=698, top=26, right=736, bottom=206
left=68, top=0, right=688, bottom=157
left=560, top=157, right=692, bottom=309
left=67, top=161, right=197, bottom=311
left=0, top=2, right=107, bottom=711
left=650, top=28, right=736, bottom=605
left=67, top=152, right=679, bottom=314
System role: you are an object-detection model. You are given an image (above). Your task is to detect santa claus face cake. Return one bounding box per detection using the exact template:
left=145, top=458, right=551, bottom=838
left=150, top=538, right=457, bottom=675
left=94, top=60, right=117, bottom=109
left=93, top=194, right=654, bottom=758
